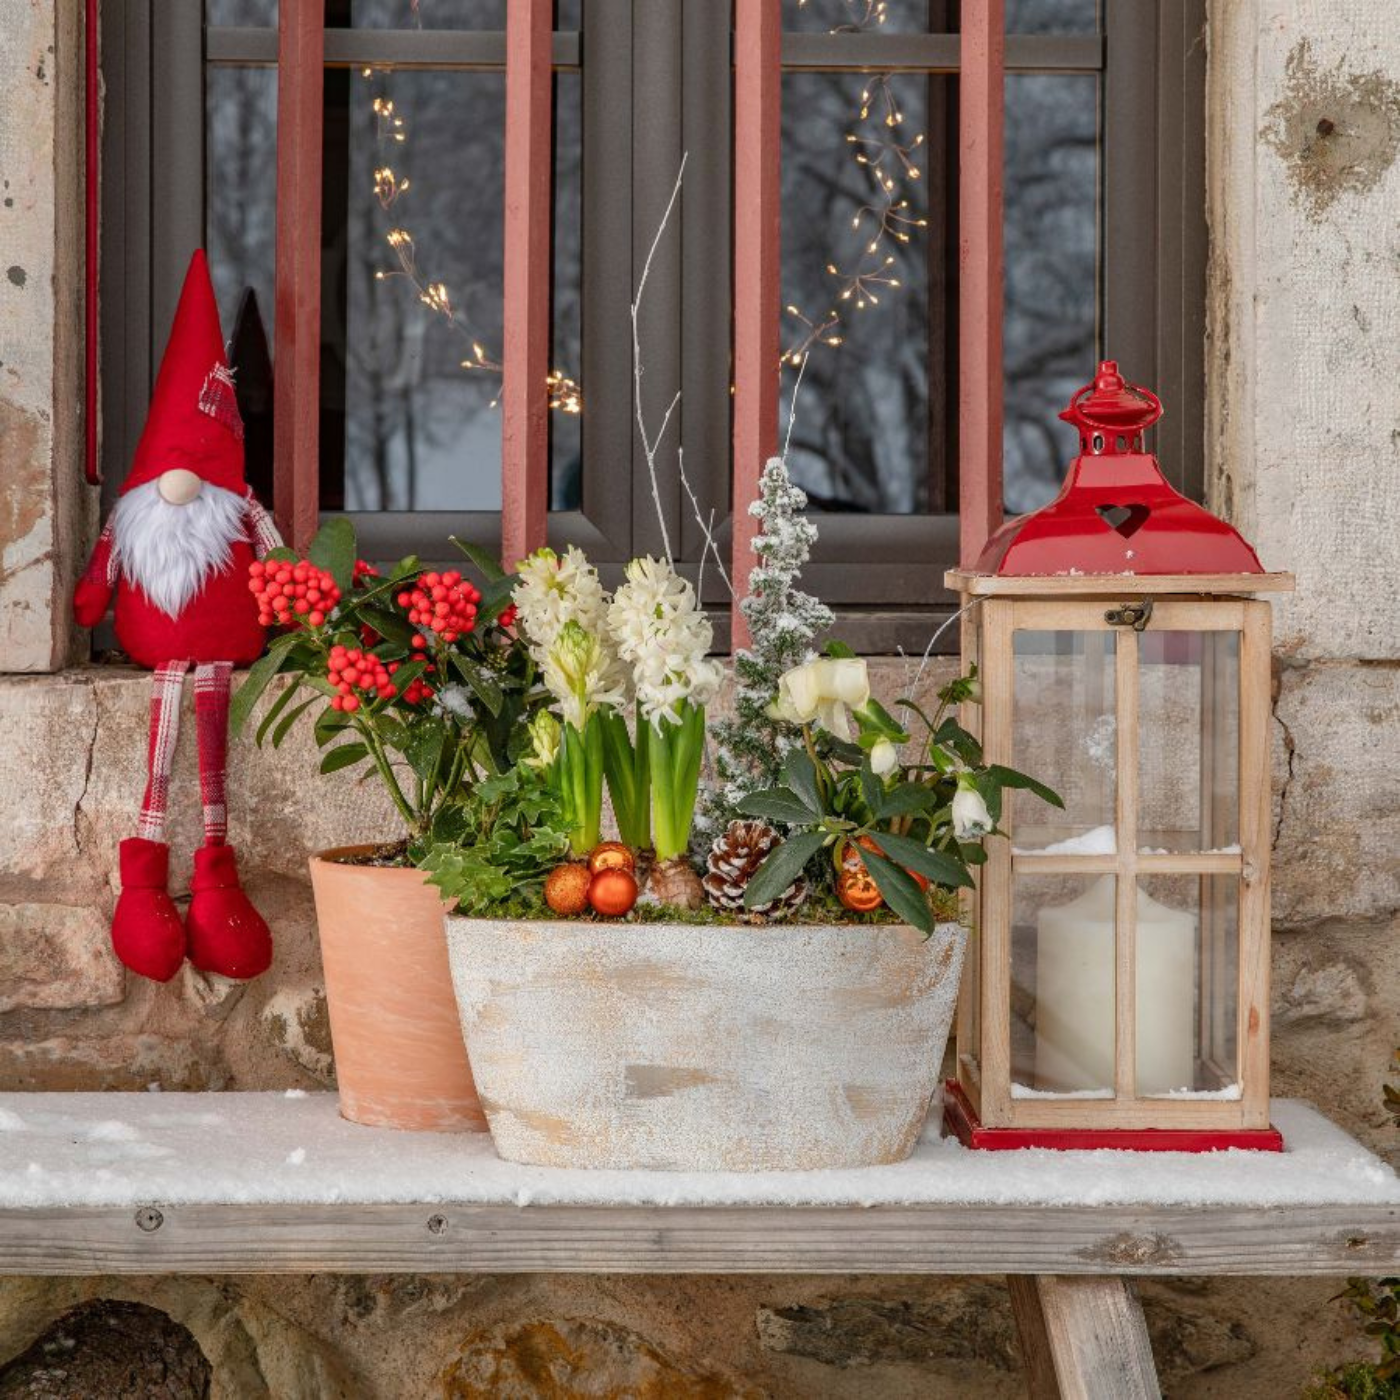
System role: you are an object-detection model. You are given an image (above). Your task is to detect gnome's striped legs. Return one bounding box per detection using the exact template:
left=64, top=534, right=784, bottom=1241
left=193, top=662, right=233, bottom=845
left=114, top=660, right=191, bottom=982
left=135, top=660, right=191, bottom=842
left=186, top=660, right=273, bottom=979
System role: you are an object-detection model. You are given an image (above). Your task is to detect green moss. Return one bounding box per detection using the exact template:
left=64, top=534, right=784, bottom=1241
left=1304, top=1364, right=1400, bottom=1400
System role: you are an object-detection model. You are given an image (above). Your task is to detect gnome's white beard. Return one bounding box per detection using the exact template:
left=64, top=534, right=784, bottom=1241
left=111, top=479, right=248, bottom=619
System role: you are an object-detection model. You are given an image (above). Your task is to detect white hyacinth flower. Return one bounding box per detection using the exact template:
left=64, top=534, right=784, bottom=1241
left=542, top=620, right=628, bottom=731
left=951, top=777, right=994, bottom=840
left=607, top=556, right=721, bottom=724
left=512, top=546, right=612, bottom=669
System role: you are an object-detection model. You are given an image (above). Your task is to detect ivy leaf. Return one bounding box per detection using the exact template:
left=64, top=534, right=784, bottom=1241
left=987, top=764, right=1065, bottom=810
left=737, top=788, right=820, bottom=826
left=858, top=843, right=934, bottom=932
left=744, top=830, right=826, bottom=909
left=307, top=516, right=357, bottom=595
left=320, top=743, right=368, bottom=774
left=866, top=829, right=973, bottom=889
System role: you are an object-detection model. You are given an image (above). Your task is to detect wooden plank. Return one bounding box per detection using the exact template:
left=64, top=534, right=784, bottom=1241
left=1007, top=1275, right=1064, bottom=1400
left=958, top=0, right=1005, bottom=568
left=1238, top=601, right=1273, bottom=1129
left=0, top=1202, right=1390, bottom=1277
left=1031, top=1275, right=1161, bottom=1400
left=208, top=29, right=583, bottom=69
left=730, top=0, right=781, bottom=650
left=500, top=0, right=553, bottom=568
left=272, top=3, right=324, bottom=550
left=945, top=570, right=1296, bottom=597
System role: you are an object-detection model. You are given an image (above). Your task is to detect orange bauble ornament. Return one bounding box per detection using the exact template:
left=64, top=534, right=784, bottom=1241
left=588, top=868, right=639, bottom=918
left=587, top=841, right=636, bottom=877
left=544, top=862, right=592, bottom=916
left=836, top=836, right=885, bottom=914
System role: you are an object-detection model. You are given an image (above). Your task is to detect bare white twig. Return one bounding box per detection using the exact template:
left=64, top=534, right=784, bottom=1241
left=901, top=596, right=982, bottom=699
left=780, top=351, right=812, bottom=468
left=678, top=445, right=733, bottom=597
left=632, top=154, right=689, bottom=564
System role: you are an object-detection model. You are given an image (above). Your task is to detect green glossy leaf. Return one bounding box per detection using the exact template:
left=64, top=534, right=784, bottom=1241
left=856, top=697, right=909, bottom=743
left=449, top=536, right=508, bottom=582
left=866, top=829, right=974, bottom=889
left=314, top=707, right=352, bottom=747
left=736, top=788, right=819, bottom=826
left=261, top=545, right=299, bottom=565
left=358, top=605, right=416, bottom=648
left=780, top=748, right=823, bottom=814
left=475, top=574, right=518, bottom=628
left=858, top=762, right=882, bottom=815
left=823, top=639, right=856, bottom=659
left=405, top=721, right=447, bottom=783
left=270, top=696, right=318, bottom=749
left=320, top=742, right=368, bottom=774
left=858, top=843, right=934, bottom=932
left=308, top=516, right=357, bottom=595
left=254, top=678, right=300, bottom=747
left=230, top=648, right=290, bottom=738
left=388, top=659, right=427, bottom=697
left=744, top=829, right=827, bottom=909
left=876, top=783, right=940, bottom=820
left=986, top=764, right=1065, bottom=810
left=449, top=654, right=504, bottom=716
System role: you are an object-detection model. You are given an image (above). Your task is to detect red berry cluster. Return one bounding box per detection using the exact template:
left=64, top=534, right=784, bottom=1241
left=393, top=661, right=436, bottom=707
left=352, top=559, right=380, bottom=586
left=248, top=559, right=340, bottom=629
left=327, top=646, right=395, bottom=712
left=397, top=570, right=480, bottom=646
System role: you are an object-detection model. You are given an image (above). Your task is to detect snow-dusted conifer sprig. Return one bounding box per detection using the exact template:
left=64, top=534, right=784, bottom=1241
left=696, top=455, right=834, bottom=843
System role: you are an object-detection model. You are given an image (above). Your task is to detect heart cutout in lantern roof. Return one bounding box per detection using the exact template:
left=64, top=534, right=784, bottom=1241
left=976, top=361, right=1266, bottom=577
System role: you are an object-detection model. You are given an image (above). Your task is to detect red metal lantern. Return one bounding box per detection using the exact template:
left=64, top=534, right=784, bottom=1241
left=946, top=363, right=1293, bottom=1152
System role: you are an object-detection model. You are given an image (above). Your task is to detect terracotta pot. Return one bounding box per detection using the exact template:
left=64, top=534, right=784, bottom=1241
left=309, top=848, right=485, bottom=1132
left=445, top=916, right=966, bottom=1170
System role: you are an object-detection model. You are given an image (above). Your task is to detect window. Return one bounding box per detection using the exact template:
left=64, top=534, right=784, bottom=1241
left=100, top=1, right=1205, bottom=651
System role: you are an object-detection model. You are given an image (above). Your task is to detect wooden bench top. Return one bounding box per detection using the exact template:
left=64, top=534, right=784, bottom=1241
left=0, top=1093, right=1393, bottom=1276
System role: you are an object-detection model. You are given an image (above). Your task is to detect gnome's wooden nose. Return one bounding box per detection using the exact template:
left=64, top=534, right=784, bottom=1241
left=157, top=469, right=203, bottom=505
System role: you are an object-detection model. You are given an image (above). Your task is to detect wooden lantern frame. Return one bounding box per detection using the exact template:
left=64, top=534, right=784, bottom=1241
left=943, top=570, right=1295, bottom=1152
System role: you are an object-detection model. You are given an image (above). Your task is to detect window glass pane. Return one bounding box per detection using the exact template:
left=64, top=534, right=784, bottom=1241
left=1138, top=632, right=1240, bottom=854
left=780, top=69, right=943, bottom=514
left=206, top=65, right=278, bottom=504
left=336, top=0, right=505, bottom=26
left=1012, top=873, right=1117, bottom=1096
left=781, top=0, right=936, bottom=33
left=1011, top=629, right=1116, bottom=852
left=207, top=0, right=277, bottom=24
left=1006, top=0, right=1099, bottom=34
left=1136, top=875, right=1239, bottom=1097
left=325, top=67, right=581, bottom=513
left=1004, top=73, right=1100, bottom=514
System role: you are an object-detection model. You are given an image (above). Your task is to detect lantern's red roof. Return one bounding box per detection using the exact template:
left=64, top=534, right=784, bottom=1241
left=977, top=361, right=1265, bottom=577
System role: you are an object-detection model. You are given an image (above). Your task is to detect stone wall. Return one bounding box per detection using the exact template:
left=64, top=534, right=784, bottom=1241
left=0, top=0, right=1396, bottom=1395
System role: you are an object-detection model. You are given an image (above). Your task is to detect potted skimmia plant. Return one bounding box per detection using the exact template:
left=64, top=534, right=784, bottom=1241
left=234, top=520, right=563, bottom=1131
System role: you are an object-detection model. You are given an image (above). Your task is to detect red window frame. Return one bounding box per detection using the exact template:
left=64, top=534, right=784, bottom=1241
left=263, top=0, right=1006, bottom=650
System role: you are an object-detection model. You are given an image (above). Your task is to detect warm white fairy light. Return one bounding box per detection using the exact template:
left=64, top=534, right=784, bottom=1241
left=363, top=61, right=582, bottom=414
left=784, top=0, right=928, bottom=368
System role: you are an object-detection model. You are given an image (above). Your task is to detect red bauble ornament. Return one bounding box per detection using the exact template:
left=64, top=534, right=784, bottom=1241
left=588, top=868, right=639, bottom=918
left=588, top=842, right=636, bottom=877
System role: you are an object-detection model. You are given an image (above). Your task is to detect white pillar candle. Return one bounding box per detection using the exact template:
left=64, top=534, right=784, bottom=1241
left=1034, top=875, right=1196, bottom=1095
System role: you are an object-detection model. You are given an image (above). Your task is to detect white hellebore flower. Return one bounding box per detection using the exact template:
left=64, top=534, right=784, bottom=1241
left=542, top=620, right=627, bottom=731
left=869, top=737, right=899, bottom=777
left=951, top=776, right=994, bottom=841
left=770, top=657, right=872, bottom=739
left=607, top=556, right=723, bottom=724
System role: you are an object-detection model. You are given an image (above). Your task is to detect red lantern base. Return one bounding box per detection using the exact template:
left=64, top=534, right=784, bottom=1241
left=942, top=1080, right=1285, bottom=1153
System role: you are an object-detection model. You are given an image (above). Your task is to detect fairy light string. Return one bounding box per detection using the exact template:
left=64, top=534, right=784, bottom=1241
left=784, top=0, right=929, bottom=367
left=363, top=55, right=582, bottom=415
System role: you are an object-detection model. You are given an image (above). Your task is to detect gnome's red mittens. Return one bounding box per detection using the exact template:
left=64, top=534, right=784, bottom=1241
left=112, top=838, right=186, bottom=983
left=73, top=579, right=114, bottom=629
left=185, top=844, right=272, bottom=980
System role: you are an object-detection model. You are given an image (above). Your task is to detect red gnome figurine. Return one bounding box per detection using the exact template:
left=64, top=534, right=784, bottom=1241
left=74, top=251, right=281, bottom=983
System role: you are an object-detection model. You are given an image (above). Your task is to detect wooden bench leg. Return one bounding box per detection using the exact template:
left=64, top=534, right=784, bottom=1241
left=1007, top=1275, right=1161, bottom=1400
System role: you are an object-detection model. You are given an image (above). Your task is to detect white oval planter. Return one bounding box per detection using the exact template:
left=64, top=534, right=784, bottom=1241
left=444, top=916, right=966, bottom=1172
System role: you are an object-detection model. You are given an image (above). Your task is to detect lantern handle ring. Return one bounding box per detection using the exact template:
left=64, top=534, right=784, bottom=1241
left=1105, top=599, right=1154, bottom=631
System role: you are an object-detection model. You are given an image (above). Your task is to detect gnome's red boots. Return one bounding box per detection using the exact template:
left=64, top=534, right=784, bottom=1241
left=185, top=844, right=273, bottom=980
left=112, top=838, right=186, bottom=983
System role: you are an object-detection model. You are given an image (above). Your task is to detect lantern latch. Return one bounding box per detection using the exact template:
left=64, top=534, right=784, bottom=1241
left=1105, top=598, right=1154, bottom=631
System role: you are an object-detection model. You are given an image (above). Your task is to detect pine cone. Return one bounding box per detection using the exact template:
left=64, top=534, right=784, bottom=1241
left=703, top=820, right=808, bottom=923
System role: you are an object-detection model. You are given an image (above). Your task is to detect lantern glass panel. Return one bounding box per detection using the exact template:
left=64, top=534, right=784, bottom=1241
left=1011, top=631, right=1117, bottom=853
left=1136, top=874, right=1240, bottom=1097
left=1138, top=632, right=1240, bottom=854
left=1011, top=873, right=1117, bottom=1097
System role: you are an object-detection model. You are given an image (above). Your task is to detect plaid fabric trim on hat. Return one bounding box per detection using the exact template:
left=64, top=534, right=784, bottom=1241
left=198, top=364, right=244, bottom=441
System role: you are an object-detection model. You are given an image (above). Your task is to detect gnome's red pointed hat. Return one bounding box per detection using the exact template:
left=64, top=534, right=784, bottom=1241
left=122, top=250, right=246, bottom=497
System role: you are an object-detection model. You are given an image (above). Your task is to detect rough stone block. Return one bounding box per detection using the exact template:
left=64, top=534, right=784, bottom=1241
left=0, top=901, right=123, bottom=1012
